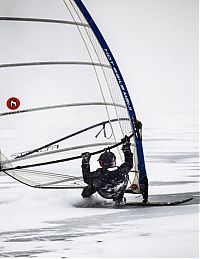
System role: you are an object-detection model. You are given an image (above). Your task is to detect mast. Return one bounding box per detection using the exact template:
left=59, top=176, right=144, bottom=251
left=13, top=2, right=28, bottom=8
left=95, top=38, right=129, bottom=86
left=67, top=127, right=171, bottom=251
left=74, top=0, right=148, bottom=192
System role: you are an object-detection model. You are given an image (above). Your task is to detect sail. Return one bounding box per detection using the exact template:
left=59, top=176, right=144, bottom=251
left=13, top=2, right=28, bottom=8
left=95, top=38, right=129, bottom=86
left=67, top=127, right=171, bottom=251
left=0, top=0, right=146, bottom=192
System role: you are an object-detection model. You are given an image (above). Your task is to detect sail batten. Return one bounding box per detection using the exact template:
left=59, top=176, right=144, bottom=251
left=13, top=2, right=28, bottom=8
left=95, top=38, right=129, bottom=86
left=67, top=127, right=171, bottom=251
left=0, top=16, right=89, bottom=27
left=0, top=61, right=111, bottom=69
left=3, top=141, right=136, bottom=165
left=0, top=102, right=126, bottom=117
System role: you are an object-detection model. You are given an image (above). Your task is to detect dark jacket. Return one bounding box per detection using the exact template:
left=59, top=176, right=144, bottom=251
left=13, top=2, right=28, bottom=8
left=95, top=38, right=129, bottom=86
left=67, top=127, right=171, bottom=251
left=82, top=148, right=133, bottom=199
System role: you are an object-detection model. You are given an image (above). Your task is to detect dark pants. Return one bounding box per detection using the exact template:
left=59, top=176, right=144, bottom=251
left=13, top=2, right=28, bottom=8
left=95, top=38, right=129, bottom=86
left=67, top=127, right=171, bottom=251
left=141, top=176, right=148, bottom=202
left=112, top=191, right=124, bottom=202
left=81, top=184, right=97, bottom=198
left=81, top=183, right=125, bottom=202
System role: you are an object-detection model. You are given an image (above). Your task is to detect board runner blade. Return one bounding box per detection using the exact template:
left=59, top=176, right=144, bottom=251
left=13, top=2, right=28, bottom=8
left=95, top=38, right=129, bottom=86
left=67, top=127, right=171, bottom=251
left=124, top=197, right=193, bottom=207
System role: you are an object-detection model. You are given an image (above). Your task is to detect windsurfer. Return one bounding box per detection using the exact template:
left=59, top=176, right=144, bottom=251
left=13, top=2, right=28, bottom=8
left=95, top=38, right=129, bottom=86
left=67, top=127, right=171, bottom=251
left=81, top=135, right=133, bottom=205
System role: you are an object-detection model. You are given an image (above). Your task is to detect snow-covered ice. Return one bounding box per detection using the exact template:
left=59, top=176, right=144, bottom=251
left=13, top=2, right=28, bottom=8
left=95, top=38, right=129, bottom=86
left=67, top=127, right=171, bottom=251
left=0, top=0, right=199, bottom=258
left=0, top=104, right=199, bottom=258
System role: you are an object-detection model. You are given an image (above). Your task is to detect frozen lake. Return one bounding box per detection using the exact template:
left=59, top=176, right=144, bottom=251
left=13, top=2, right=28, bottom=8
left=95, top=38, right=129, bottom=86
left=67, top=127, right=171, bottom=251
left=0, top=0, right=198, bottom=258
left=0, top=108, right=199, bottom=258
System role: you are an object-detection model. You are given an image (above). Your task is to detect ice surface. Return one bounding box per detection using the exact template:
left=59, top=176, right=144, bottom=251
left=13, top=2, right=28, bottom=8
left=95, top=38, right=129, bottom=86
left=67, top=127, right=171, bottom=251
left=0, top=0, right=199, bottom=258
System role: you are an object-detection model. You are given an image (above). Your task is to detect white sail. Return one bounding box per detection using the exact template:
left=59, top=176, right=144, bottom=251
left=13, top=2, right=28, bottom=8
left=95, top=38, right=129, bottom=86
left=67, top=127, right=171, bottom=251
left=0, top=0, right=140, bottom=192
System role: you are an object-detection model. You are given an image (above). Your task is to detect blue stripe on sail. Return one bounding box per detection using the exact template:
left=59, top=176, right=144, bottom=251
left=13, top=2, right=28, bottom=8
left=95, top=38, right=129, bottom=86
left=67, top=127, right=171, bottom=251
left=74, top=0, right=147, bottom=183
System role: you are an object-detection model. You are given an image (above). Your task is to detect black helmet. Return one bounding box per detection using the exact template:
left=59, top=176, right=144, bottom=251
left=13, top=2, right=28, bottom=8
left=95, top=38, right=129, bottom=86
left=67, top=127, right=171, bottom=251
left=98, top=151, right=116, bottom=168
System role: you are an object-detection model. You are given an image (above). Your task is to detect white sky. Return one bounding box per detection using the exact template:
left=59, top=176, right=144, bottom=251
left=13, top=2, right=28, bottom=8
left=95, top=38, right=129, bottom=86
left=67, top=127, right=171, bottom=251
left=0, top=0, right=198, bottom=116
left=86, top=0, right=198, bottom=118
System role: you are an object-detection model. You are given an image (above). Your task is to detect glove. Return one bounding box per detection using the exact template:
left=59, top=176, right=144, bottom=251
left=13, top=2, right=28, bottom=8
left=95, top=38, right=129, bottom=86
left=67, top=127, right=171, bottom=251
left=121, top=135, right=131, bottom=152
left=122, top=143, right=131, bottom=153
left=82, top=152, right=91, bottom=163
left=121, top=135, right=130, bottom=144
left=135, top=120, right=142, bottom=130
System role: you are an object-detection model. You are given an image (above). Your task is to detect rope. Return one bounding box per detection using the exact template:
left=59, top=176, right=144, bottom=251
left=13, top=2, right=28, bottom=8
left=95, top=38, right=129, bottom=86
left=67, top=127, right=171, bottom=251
left=95, top=123, right=112, bottom=139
